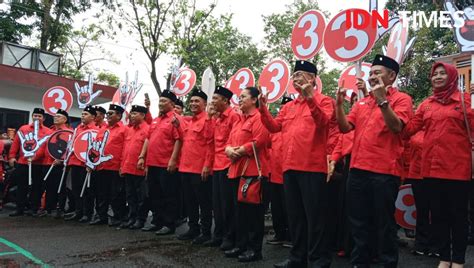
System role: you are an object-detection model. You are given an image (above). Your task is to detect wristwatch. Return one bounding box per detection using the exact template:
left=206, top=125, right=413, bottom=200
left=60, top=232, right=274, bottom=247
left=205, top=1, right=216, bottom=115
left=378, top=100, right=389, bottom=109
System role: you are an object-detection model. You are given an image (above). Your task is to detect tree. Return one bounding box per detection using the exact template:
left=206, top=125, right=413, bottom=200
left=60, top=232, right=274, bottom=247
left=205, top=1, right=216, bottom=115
left=0, top=1, right=37, bottom=43
left=172, top=14, right=266, bottom=86
left=60, top=24, right=118, bottom=80
left=96, top=71, right=120, bottom=88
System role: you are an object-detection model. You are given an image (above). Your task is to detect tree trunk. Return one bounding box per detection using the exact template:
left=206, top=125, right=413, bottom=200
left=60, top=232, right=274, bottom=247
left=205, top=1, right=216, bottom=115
left=40, top=0, right=54, bottom=50
left=150, top=59, right=162, bottom=96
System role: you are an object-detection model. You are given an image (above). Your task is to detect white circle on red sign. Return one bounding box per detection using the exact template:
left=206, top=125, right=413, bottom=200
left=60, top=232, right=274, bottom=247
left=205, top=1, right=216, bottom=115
left=291, top=9, right=326, bottom=60
left=73, top=130, right=98, bottom=162
left=42, top=86, right=73, bottom=115
left=258, top=59, right=290, bottom=103
left=173, top=68, right=197, bottom=97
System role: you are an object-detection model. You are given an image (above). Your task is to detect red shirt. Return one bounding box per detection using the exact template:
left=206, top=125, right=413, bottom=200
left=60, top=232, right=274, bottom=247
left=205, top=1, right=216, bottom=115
left=269, top=132, right=283, bottom=184
left=331, top=131, right=354, bottom=162
left=96, top=121, right=108, bottom=129
left=260, top=94, right=334, bottom=173
left=43, top=125, right=72, bottom=165
left=146, top=111, right=183, bottom=168
left=407, top=130, right=424, bottom=180
left=121, top=121, right=149, bottom=176
left=97, top=121, right=127, bottom=171
left=0, top=141, right=4, bottom=179
left=227, top=110, right=270, bottom=179
left=67, top=122, right=98, bottom=167
left=9, top=123, right=53, bottom=165
left=179, top=112, right=214, bottom=174
left=404, top=91, right=472, bottom=181
left=346, top=87, right=413, bottom=176
left=327, top=100, right=339, bottom=155
left=213, top=107, right=240, bottom=171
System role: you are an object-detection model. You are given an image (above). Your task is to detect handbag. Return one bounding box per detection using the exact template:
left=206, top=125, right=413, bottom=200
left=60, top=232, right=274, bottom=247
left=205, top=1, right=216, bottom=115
left=237, top=142, right=263, bottom=204
left=459, top=89, right=474, bottom=179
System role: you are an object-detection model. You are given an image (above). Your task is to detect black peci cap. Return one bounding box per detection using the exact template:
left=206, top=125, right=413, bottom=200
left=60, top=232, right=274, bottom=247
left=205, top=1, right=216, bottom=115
left=109, top=104, right=125, bottom=114
left=33, top=108, right=45, bottom=115
left=372, top=54, right=400, bottom=75
left=214, top=86, right=233, bottom=100
left=161, top=90, right=178, bottom=104
left=130, top=105, right=148, bottom=114
left=293, top=60, right=318, bottom=75
left=83, top=105, right=97, bottom=116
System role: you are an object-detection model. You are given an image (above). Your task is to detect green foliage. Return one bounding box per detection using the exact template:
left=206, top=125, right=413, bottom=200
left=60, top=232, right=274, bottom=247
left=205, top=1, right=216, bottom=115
left=96, top=71, right=120, bottom=87
left=382, top=0, right=462, bottom=105
left=0, top=1, right=38, bottom=43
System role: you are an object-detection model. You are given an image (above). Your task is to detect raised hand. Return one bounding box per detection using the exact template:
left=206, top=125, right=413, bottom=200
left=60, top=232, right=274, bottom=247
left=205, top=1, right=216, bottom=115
left=129, top=71, right=143, bottom=102
left=74, top=74, right=102, bottom=108
left=336, top=79, right=347, bottom=106
left=371, top=76, right=389, bottom=103
left=19, top=120, right=50, bottom=158
left=258, top=86, right=269, bottom=108
left=85, top=130, right=113, bottom=169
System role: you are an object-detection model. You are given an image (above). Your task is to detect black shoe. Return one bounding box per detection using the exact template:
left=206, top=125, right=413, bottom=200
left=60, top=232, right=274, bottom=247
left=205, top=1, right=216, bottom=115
left=119, top=219, right=135, bottom=229
left=24, top=209, right=34, bottom=216
left=224, top=248, right=244, bottom=258
left=282, top=241, right=293, bottom=248
left=108, top=218, right=121, bottom=227
left=89, top=218, right=107, bottom=225
left=79, top=216, right=90, bottom=223
left=63, top=211, right=75, bottom=218
left=238, top=250, right=262, bottom=262
left=203, top=238, right=222, bottom=247
left=155, top=226, right=175, bottom=236
left=274, top=259, right=305, bottom=268
left=9, top=210, right=24, bottom=217
left=220, top=240, right=234, bottom=251
left=36, top=209, right=48, bottom=217
left=141, top=224, right=160, bottom=232
left=130, top=220, right=144, bottom=230
left=177, top=230, right=199, bottom=240
left=175, top=217, right=187, bottom=228
left=64, top=213, right=81, bottom=221
left=266, top=235, right=284, bottom=245
left=53, top=210, right=64, bottom=219
left=192, top=234, right=211, bottom=245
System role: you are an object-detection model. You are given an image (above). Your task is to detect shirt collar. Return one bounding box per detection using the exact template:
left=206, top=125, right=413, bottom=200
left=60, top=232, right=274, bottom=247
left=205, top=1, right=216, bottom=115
left=193, top=111, right=206, bottom=120
left=221, top=106, right=232, bottom=118
left=243, top=108, right=258, bottom=119
left=108, top=121, right=123, bottom=129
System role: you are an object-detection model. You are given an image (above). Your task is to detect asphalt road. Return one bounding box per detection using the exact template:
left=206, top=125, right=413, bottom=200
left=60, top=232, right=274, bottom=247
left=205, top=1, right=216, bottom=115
left=0, top=207, right=473, bottom=268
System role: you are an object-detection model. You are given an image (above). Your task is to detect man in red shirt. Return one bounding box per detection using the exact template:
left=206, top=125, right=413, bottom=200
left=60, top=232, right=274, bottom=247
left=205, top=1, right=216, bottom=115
left=204, top=86, right=240, bottom=249
left=176, top=89, right=214, bottom=244
left=120, top=105, right=149, bottom=229
left=9, top=108, right=53, bottom=217
left=89, top=104, right=128, bottom=225
left=64, top=105, right=98, bottom=222
left=137, top=90, right=183, bottom=234
left=94, top=106, right=108, bottom=129
left=260, top=61, right=334, bottom=268
left=336, top=55, right=413, bottom=268
left=41, top=109, right=71, bottom=218
left=174, top=99, right=184, bottom=115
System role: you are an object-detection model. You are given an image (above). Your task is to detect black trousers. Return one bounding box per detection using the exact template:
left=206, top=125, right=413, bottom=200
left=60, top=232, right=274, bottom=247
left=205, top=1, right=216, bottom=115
left=235, top=176, right=266, bottom=253
left=224, top=178, right=239, bottom=244
left=93, top=170, right=121, bottom=220
left=335, top=155, right=352, bottom=253
left=405, top=179, right=432, bottom=253
left=125, top=174, right=147, bottom=222
left=426, top=178, right=469, bottom=264
left=181, top=172, right=213, bottom=235
left=347, top=168, right=399, bottom=268
left=44, top=164, right=67, bottom=212
left=15, top=164, right=44, bottom=212
left=70, top=166, right=93, bottom=218
left=283, top=170, right=331, bottom=267
left=212, top=169, right=228, bottom=240
left=469, top=180, right=474, bottom=237
left=269, top=182, right=289, bottom=240
left=110, top=173, right=127, bottom=221
left=147, top=167, right=179, bottom=229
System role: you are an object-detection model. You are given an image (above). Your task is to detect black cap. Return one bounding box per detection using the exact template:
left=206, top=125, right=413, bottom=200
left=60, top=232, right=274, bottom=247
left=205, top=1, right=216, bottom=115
left=33, top=108, right=45, bottom=115
left=109, top=104, right=125, bottom=114
left=214, top=86, right=233, bottom=100
left=294, top=60, right=317, bottom=75
left=84, top=105, right=97, bottom=116
left=56, top=109, right=69, bottom=118
left=372, top=54, right=399, bottom=75
left=281, top=96, right=294, bottom=105
left=94, top=106, right=106, bottom=114
left=130, top=105, right=148, bottom=114
left=190, top=88, right=208, bottom=101
left=175, top=99, right=184, bottom=108
left=161, top=90, right=178, bottom=103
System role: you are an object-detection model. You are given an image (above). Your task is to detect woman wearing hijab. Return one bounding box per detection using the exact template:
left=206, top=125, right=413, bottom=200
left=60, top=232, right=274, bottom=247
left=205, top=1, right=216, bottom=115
left=405, top=62, right=472, bottom=268
left=224, top=87, right=270, bottom=263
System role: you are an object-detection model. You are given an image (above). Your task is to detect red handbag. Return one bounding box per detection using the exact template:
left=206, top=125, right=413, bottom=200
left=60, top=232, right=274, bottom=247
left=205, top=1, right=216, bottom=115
left=237, top=142, right=263, bottom=204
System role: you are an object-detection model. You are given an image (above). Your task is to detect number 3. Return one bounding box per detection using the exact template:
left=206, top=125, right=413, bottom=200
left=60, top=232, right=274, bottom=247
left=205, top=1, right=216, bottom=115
left=48, top=89, right=68, bottom=113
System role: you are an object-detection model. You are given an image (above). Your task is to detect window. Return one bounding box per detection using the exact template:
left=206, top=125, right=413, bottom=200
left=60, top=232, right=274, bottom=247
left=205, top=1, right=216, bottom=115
left=0, top=108, right=29, bottom=131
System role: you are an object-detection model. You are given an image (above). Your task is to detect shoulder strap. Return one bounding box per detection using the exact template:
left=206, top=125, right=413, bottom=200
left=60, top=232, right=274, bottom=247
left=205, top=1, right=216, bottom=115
left=240, top=157, right=250, bottom=178
left=251, top=141, right=262, bottom=178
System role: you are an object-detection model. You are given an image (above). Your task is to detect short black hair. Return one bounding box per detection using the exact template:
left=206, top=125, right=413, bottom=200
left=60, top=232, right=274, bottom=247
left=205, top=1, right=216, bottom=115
left=244, top=86, right=260, bottom=108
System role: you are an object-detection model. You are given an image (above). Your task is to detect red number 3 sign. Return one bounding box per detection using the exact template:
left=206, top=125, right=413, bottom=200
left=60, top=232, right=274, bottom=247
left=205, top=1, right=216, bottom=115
left=42, top=86, right=73, bottom=115
left=291, top=10, right=326, bottom=60
left=258, top=59, right=290, bottom=103
left=173, top=68, right=197, bottom=97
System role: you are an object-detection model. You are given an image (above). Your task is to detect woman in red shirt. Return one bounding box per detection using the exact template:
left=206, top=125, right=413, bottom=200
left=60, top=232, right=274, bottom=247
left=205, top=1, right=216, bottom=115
left=224, top=87, right=270, bottom=262
left=405, top=62, right=472, bottom=268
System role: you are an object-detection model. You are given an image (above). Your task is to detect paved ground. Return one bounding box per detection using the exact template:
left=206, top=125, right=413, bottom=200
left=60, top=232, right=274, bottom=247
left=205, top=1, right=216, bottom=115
left=0, top=206, right=473, bottom=267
